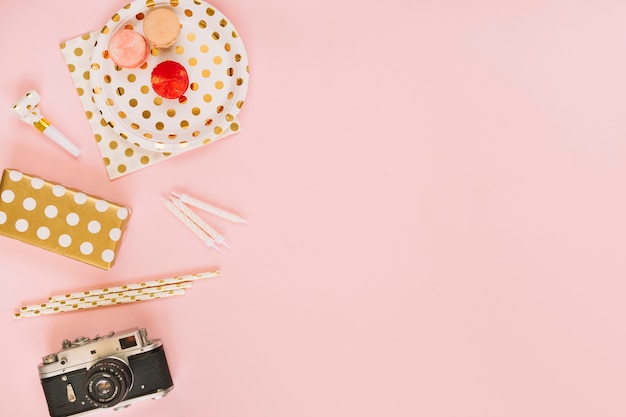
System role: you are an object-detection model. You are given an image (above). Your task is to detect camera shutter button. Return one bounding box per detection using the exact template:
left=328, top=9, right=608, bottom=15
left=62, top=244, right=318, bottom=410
left=73, top=336, right=91, bottom=346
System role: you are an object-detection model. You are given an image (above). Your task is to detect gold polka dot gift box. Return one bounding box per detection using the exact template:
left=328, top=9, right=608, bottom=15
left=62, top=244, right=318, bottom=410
left=0, top=169, right=131, bottom=270
left=59, top=0, right=249, bottom=180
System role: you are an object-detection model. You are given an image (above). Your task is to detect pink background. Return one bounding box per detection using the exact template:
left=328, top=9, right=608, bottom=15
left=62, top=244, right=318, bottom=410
left=2, top=0, right=626, bottom=415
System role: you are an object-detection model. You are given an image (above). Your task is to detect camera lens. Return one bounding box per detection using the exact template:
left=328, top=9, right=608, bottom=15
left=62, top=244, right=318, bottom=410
left=84, top=358, right=132, bottom=408
left=94, top=379, right=113, bottom=397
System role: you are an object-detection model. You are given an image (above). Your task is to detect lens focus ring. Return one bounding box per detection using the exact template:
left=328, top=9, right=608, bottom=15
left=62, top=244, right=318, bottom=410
left=84, top=358, right=133, bottom=408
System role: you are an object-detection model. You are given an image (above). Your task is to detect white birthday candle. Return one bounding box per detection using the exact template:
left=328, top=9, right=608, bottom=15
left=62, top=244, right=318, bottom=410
left=171, top=192, right=248, bottom=224
left=162, top=198, right=221, bottom=252
left=171, top=197, right=231, bottom=249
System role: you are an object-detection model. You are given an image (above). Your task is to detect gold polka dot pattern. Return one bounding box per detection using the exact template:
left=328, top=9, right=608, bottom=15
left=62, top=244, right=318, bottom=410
left=0, top=169, right=130, bottom=270
left=59, top=11, right=243, bottom=179
left=89, top=0, right=249, bottom=154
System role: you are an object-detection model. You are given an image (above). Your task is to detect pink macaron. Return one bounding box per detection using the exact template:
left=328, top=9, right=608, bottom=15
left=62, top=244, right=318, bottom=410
left=108, top=29, right=150, bottom=69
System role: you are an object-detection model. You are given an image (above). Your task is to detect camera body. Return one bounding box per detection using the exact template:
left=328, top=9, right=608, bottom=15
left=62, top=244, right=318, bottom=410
left=38, top=327, right=174, bottom=417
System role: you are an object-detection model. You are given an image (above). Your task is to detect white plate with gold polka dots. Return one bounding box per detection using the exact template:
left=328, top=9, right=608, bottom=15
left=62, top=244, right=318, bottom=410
left=89, top=0, right=249, bottom=154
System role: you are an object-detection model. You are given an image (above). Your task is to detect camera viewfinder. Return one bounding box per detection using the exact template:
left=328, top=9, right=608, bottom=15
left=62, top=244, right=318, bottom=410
left=119, top=336, right=137, bottom=350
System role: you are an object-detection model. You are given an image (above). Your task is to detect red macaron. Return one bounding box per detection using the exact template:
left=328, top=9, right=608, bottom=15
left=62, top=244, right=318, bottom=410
left=151, top=60, right=189, bottom=99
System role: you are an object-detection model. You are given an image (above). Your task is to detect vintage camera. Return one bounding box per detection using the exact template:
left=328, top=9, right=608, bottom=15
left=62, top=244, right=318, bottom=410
left=38, top=327, right=174, bottom=417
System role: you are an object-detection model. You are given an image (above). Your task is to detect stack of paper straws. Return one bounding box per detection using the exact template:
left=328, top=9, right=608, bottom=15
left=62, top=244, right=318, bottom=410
left=14, top=270, right=219, bottom=319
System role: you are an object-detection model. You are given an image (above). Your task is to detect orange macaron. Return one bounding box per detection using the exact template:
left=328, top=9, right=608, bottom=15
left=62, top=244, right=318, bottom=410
left=143, top=8, right=181, bottom=49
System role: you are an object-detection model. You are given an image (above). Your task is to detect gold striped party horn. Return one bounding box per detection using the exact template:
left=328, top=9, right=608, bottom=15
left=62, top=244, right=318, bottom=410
left=14, top=288, right=186, bottom=319
left=47, top=270, right=219, bottom=302
left=11, top=90, right=81, bottom=157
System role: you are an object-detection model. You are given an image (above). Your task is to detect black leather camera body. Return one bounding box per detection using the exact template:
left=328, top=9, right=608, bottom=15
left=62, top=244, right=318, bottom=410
left=39, top=328, right=173, bottom=417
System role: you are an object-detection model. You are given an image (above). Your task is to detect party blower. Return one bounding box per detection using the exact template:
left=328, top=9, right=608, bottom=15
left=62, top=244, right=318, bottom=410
left=11, top=90, right=81, bottom=157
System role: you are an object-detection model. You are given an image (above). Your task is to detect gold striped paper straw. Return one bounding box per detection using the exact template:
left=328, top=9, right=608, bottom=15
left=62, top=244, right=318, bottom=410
left=14, top=289, right=186, bottom=319
left=48, top=270, right=219, bottom=302
left=22, top=288, right=187, bottom=315
left=20, top=282, right=193, bottom=312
